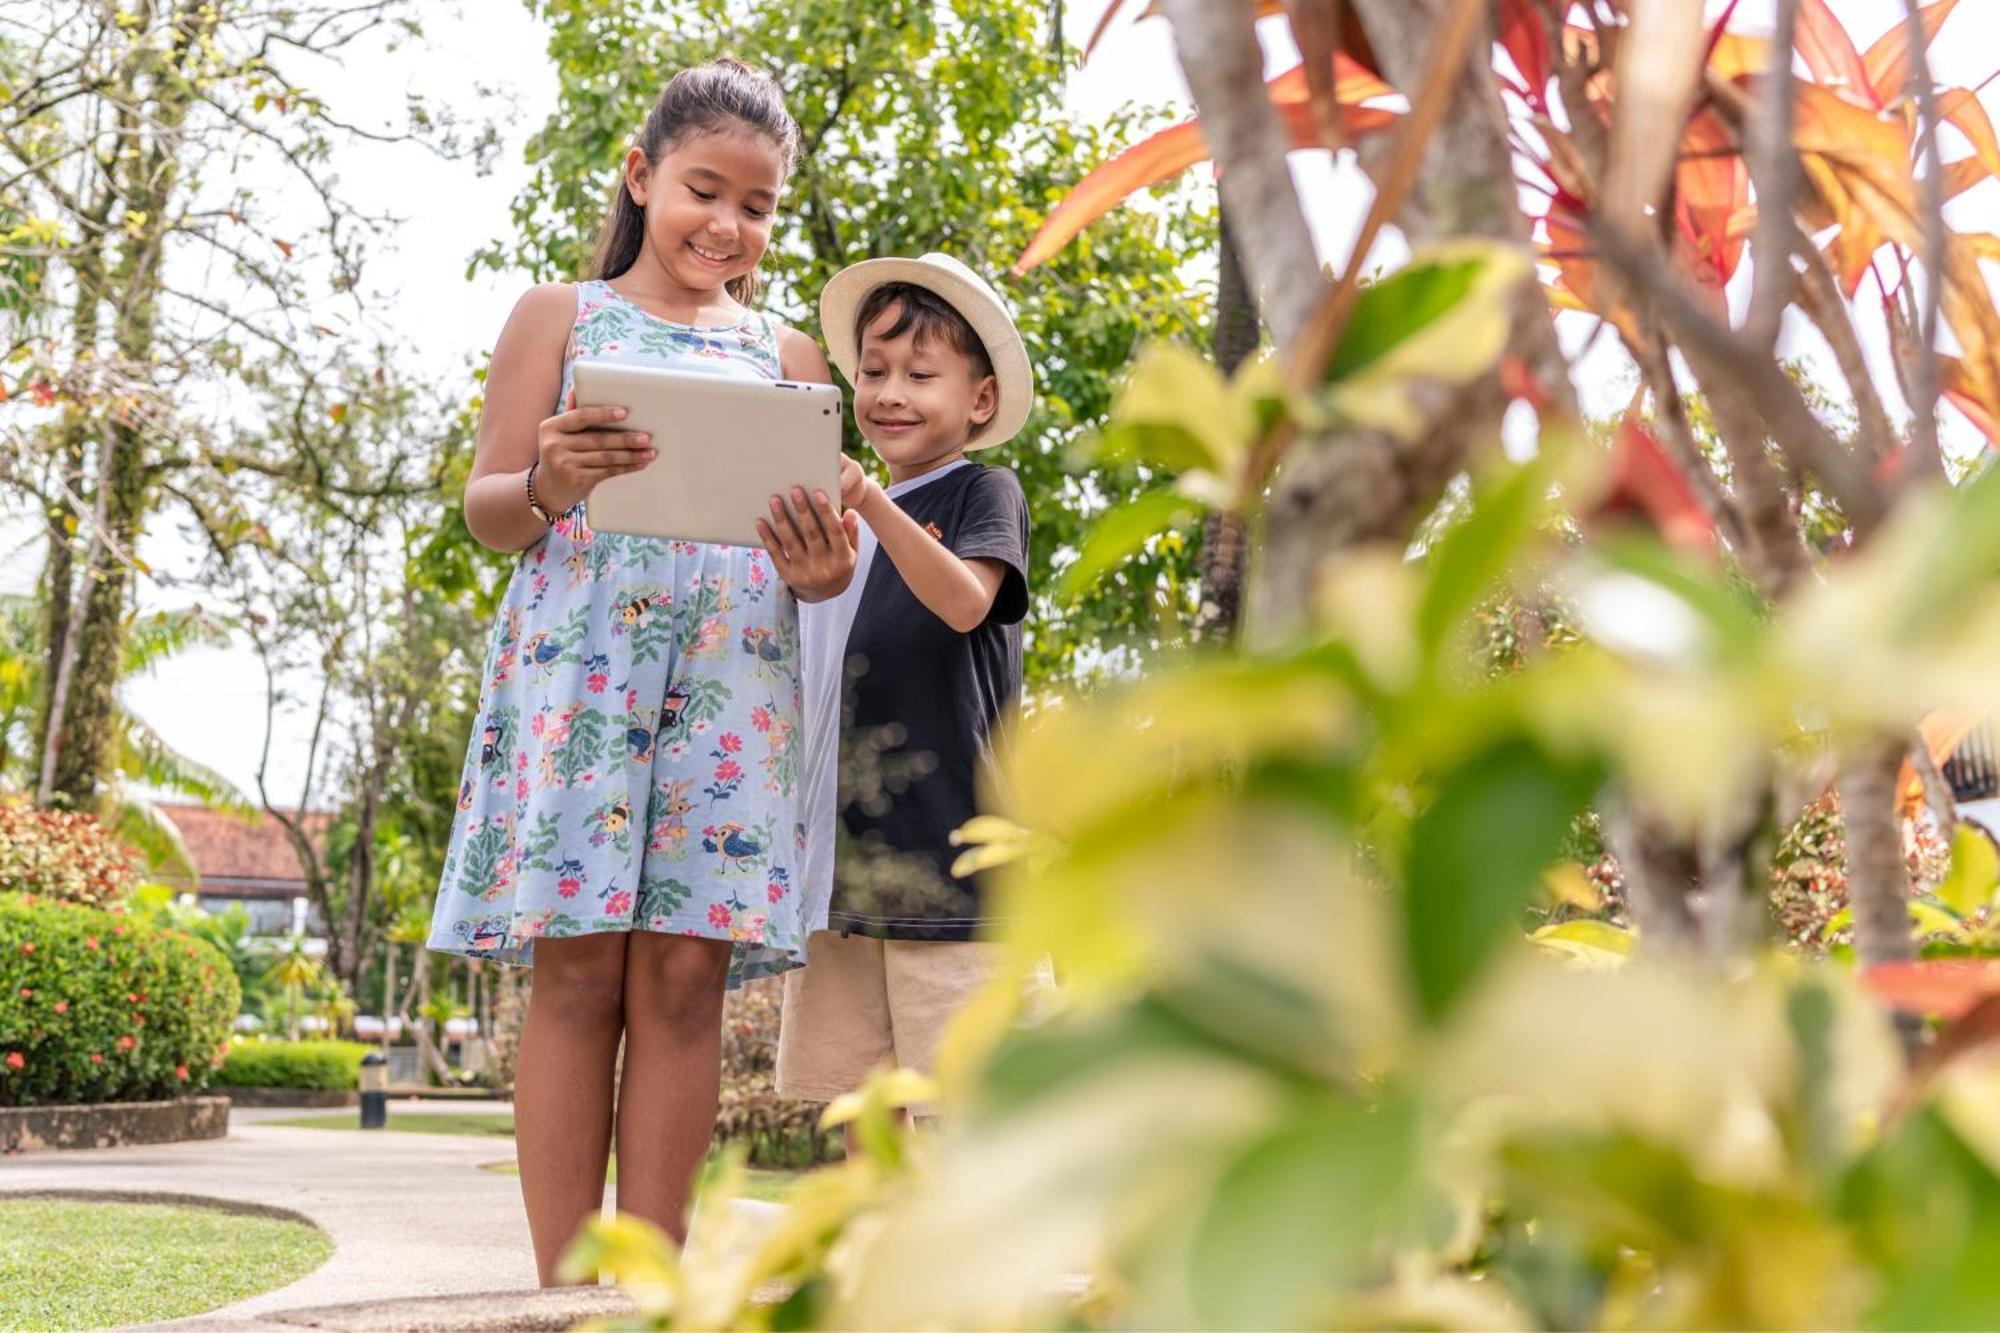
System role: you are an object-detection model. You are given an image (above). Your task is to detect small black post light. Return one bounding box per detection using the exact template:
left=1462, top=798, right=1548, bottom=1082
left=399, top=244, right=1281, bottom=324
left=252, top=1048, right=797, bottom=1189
left=359, top=1050, right=388, bottom=1130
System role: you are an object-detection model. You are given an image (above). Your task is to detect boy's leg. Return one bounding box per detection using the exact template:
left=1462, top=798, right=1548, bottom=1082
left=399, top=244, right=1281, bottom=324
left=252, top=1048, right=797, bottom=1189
left=777, top=930, right=893, bottom=1111
left=514, top=933, right=628, bottom=1286
left=881, top=940, right=1003, bottom=1117
left=615, top=932, right=733, bottom=1245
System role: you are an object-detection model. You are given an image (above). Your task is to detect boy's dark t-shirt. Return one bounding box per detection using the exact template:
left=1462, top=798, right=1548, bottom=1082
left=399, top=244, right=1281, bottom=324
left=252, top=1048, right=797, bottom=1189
left=830, top=462, right=1030, bottom=941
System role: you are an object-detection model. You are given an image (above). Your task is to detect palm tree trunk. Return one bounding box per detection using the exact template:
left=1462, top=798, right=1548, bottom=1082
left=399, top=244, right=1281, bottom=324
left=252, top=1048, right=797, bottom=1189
left=1193, top=207, right=1261, bottom=645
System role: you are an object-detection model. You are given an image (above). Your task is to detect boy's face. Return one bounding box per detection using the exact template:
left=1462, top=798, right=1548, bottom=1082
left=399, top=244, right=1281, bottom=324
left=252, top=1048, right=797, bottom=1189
left=853, top=305, right=998, bottom=477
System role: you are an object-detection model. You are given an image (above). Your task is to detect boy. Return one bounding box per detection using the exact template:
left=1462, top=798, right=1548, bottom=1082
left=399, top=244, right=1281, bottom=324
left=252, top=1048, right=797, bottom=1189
left=776, top=252, right=1034, bottom=1118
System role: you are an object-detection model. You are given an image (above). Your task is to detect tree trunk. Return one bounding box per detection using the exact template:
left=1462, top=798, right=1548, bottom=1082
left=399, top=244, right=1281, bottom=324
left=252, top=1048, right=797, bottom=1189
left=1841, top=736, right=1917, bottom=972
left=1841, top=734, right=1920, bottom=1051
left=381, top=939, right=398, bottom=1053
left=1194, top=207, right=1263, bottom=644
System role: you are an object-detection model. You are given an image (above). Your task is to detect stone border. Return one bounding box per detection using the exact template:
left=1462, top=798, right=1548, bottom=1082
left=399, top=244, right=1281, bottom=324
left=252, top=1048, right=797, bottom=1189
left=246, top=1287, right=636, bottom=1331
left=217, top=1085, right=359, bottom=1109
left=0, top=1186, right=320, bottom=1229
left=0, top=1094, right=229, bottom=1151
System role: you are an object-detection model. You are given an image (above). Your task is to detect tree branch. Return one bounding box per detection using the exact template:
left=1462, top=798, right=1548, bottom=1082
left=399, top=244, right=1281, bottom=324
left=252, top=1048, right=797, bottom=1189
left=1157, top=0, right=1324, bottom=347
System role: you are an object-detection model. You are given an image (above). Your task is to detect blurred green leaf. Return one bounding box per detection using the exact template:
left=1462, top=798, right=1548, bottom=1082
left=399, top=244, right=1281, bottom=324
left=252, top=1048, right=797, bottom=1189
left=1416, top=461, right=1548, bottom=667
left=1405, top=737, right=1600, bottom=1023
left=1841, top=1106, right=2000, bottom=1329
left=1937, top=824, right=2000, bottom=918
left=1187, top=1093, right=1422, bottom=1328
left=1056, top=488, right=1202, bottom=602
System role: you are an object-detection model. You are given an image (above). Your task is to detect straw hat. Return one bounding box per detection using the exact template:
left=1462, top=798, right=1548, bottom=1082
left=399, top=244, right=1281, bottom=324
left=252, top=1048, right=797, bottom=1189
left=818, top=252, right=1035, bottom=449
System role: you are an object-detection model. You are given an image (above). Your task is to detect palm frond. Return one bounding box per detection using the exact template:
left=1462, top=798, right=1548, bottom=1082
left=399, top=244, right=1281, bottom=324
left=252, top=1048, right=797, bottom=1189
left=120, top=607, right=234, bottom=677
left=103, top=784, right=200, bottom=879
left=116, top=710, right=257, bottom=815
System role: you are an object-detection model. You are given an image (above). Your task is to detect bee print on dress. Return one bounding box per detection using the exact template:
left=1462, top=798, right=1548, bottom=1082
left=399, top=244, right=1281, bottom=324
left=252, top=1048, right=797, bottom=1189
left=588, top=798, right=632, bottom=852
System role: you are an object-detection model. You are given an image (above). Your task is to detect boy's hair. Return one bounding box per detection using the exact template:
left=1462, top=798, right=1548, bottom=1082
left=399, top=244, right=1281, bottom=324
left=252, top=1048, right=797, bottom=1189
left=854, top=282, right=997, bottom=383
left=588, top=56, right=800, bottom=306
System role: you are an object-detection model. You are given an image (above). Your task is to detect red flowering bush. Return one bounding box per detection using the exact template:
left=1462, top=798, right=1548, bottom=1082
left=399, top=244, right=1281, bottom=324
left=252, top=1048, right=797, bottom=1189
left=0, top=801, right=139, bottom=910
left=0, top=896, right=239, bottom=1105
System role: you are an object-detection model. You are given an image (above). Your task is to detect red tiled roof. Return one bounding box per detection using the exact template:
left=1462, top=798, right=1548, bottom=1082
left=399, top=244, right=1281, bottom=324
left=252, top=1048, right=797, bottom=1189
left=156, top=802, right=331, bottom=893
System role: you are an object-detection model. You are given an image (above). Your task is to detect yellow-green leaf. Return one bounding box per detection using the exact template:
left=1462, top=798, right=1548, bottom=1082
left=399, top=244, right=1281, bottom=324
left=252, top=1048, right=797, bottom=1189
left=1936, top=823, right=2000, bottom=917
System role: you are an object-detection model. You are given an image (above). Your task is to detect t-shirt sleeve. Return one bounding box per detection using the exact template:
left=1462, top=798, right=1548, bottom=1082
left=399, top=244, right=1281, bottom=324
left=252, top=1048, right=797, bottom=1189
left=954, top=467, right=1031, bottom=626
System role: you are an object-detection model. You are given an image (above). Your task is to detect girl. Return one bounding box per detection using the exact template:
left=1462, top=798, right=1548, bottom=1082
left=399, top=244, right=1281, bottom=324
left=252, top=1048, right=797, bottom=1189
left=428, top=57, right=856, bottom=1285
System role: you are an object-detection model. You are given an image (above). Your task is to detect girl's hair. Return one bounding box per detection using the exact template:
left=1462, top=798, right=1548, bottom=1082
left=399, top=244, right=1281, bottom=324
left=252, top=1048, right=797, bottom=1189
left=587, top=56, right=801, bottom=307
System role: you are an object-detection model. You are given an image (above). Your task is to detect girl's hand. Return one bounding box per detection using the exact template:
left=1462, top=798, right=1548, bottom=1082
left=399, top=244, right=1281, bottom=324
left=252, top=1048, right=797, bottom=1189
left=759, top=486, right=861, bottom=603
left=837, top=454, right=879, bottom=514
left=534, top=387, right=657, bottom=514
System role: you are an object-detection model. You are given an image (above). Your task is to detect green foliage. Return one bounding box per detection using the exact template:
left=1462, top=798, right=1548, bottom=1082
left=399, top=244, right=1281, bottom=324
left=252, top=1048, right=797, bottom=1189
left=481, top=0, right=1217, bottom=684
left=0, top=896, right=239, bottom=1105
left=570, top=308, right=2000, bottom=1326
left=0, top=800, right=139, bottom=908
left=217, top=1038, right=372, bottom=1091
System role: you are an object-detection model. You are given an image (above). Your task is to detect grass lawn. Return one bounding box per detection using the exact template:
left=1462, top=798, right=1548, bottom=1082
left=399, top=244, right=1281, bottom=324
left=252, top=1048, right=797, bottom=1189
left=264, top=1110, right=516, bottom=1136
left=0, top=1196, right=331, bottom=1331
left=476, top=1155, right=806, bottom=1204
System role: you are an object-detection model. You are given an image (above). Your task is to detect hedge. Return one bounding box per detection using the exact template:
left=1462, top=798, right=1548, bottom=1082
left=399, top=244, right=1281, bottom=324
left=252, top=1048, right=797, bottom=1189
left=218, top=1039, right=373, bottom=1091
left=0, top=802, right=139, bottom=910
left=0, top=896, right=240, bottom=1106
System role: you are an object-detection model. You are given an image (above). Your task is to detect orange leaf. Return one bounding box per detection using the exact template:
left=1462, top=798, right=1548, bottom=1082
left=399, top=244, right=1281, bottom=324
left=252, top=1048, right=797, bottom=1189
left=1863, top=959, right=2000, bottom=1020
left=329, top=402, right=347, bottom=423
left=1937, top=86, right=2000, bottom=183
left=1080, top=0, right=1137, bottom=61
left=1861, top=0, right=1959, bottom=109
left=1674, top=106, right=1749, bottom=290
left=1795, top=0, right=1875, bottom=105
left=1266, top=52, right=1396, bottom=106
left=1941, top=353, right=2000, bottom=444
left=1708, top=31, right=1770, bottom=82
left=1945, top=155, right=1991, bottom=201
left=274, top=238, right=294, bottom=259
left=1013, top=67, right=1396, bottom=275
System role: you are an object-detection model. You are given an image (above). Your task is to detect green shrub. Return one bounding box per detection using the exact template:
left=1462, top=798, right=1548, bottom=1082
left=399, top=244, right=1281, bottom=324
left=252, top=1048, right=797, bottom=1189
left=716, top=978, right=841, bottom=1168
left=0, top=896, right=239, bottom=1106
left=0, top=801, right=139, bottom=909
left=217, top=1039, right=371, bottom=1091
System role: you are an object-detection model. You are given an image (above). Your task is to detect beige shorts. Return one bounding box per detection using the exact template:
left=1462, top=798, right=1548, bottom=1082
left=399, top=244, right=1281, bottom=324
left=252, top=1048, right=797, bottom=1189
left=776, top=930, right=999, bottom=1106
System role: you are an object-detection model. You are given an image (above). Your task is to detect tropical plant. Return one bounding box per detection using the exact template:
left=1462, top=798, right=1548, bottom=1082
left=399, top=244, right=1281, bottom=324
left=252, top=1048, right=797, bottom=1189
left=556, top=3, right=2000, bottom=1327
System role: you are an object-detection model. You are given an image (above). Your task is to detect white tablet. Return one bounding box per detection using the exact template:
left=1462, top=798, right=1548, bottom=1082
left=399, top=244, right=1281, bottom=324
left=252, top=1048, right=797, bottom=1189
left=573, top=360, right=844, bottom=548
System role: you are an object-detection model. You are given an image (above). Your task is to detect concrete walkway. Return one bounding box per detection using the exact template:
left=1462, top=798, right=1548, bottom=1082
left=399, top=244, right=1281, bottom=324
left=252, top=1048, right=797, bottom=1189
left=3, top=1099, right=545, bottom=1326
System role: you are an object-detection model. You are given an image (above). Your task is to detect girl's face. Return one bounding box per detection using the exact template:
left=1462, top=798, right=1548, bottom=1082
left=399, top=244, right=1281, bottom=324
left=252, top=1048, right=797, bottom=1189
left=625, top=126, right=785, bottom=298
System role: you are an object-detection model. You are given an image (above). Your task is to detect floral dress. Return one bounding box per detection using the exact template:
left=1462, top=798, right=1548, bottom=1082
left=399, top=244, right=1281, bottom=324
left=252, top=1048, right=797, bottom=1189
left=428, top=280, right=808, bottom=986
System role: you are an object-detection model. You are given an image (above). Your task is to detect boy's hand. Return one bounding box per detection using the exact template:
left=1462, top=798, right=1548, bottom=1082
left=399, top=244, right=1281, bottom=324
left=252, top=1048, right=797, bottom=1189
left=838, top=454, right=879, bottom=513
left=759, top=486, right=861, bottom=603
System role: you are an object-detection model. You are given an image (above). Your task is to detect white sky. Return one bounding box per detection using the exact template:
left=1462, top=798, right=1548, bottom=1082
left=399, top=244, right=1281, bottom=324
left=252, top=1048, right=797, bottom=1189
left=7, top=0, right=2000, bottom=809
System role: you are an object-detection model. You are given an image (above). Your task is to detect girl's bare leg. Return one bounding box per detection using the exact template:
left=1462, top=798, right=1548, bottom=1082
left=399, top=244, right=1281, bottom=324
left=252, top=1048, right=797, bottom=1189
left=513, top=933, right=628, bottom=1285
left=613, top=932, right=732, bottom=1243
